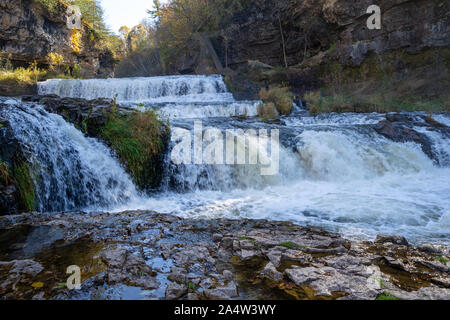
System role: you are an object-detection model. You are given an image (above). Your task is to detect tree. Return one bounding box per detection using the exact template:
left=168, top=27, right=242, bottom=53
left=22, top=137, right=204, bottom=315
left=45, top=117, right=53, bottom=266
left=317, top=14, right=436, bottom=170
left=73, top=0, right=109, bottom=36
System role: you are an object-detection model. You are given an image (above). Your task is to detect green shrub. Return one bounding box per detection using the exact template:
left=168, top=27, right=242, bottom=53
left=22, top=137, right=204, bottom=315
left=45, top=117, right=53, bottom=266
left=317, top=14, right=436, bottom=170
left=34, top=0, right=60, bottom=14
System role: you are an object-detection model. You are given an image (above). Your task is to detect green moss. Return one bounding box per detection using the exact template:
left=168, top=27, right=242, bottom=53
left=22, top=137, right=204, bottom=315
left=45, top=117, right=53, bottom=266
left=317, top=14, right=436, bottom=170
left=435, top=256, right=450, bottom=264
left=13, top=160, right=35, bottom=212
left=280, top=241, right=295, bottom=249
left=187, top=281, right=197, bottom=291
left=100, top=108, right=169, bottom=191
left=376, top=292, right=401, bottom=301
left=0, top=159, right=12, bottom=185
left=279, top=241, right=307, bottom=249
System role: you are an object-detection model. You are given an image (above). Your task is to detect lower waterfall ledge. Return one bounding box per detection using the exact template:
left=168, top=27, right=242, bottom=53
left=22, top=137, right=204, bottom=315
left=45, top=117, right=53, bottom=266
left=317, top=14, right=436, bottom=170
left=0, top=210, right=448, bottom=300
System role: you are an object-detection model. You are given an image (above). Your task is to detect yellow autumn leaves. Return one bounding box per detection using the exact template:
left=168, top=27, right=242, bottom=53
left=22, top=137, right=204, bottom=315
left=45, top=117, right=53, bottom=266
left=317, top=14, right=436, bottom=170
left=71, top=29, right=83, bottom=53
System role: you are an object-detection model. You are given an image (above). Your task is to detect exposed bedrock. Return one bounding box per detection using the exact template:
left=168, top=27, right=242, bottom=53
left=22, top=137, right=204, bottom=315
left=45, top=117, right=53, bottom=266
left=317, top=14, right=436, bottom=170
left=0, top=210, right=448, bottom=300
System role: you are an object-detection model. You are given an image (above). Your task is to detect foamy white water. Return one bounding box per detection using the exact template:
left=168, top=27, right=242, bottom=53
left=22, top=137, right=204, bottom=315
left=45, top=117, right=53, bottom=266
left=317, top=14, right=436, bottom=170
left=37, top=75, right=233, bottom=103
left=0, top=98, right=139, bottom=212
left=10, top=75, right=450, bottom=243
left=117, top=129, right=450, bottom=243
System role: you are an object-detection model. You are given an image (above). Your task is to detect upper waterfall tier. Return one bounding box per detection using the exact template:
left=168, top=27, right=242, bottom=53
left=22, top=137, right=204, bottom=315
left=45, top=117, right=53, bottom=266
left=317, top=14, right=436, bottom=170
left=37, top=75, right=236, bottom=104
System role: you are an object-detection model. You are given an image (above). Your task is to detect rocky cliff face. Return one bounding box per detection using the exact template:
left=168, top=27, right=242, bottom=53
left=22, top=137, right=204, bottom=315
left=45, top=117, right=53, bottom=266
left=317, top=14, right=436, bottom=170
left=0, top=0, right=114, bottom=77
left=216, top=0, right=449, bottom=69
left=204, top=0, right=450, bottom=98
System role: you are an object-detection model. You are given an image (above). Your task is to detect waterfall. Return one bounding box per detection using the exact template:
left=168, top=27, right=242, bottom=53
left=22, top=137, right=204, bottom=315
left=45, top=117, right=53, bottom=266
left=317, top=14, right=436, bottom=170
left=10, top=74, right=450, bottom=242
left=38, top=75, right=233, bottom=103
left=0, top=98, right=139, bottom=212
left=37, top=75, right=261, bottom=118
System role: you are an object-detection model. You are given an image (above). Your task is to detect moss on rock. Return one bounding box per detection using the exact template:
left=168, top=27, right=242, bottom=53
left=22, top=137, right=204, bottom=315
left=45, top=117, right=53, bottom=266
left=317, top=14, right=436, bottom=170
left=100, top=107, right=170, bottom=192
left=12, top=159, right=35, bottom=212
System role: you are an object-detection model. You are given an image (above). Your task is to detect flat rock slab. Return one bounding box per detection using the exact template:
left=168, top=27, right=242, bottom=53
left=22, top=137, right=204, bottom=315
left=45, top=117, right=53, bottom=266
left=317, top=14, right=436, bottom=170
left=0, top=210, right=449, bottom=300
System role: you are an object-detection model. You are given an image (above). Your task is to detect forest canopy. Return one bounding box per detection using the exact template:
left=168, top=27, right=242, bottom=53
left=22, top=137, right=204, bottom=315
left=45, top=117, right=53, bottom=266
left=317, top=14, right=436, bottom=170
left=116, top=0, right=246, bottom=77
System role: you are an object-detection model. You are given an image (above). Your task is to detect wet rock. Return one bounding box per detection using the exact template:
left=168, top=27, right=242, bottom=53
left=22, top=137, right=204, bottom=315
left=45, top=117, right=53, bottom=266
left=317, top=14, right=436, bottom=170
left=388, top=286, right=450, bottom=300
left=420, top=260, right=450, bottom=273
left=199, top=278, right=214, bottom=289
left=261, top=262, right=283, bottom=282
left=213, top=234, right=223, bottom=242
left=204, top=288, right=232, bottom=300
left=100, top=247, right=127, bottom=269
left=100, top=247, right=158, bottom=289
left=186, top=292, right=201, bottom=300
left=285, top=265, right=378, bottom=299
left=306, top=246, right=347, bottom=255
left=326, top=255, right=372, bottom=277
left=233, top=240, right=240, bottom=251
left=203, top=282, right=238, bottom=300
left=282, top=249, right=310, bottom=264
left=266, top=249, right=283, bottom=268
left=215, top=282, right=238, bottom=298
left=172, top=245, right=214, bottom=266
left=383, top=256, right=405, bottom=269
left=285, top=266, right=329, bottom=286
left=165, top=283, right=187, bottom=300
left=221, top=237, right=234, bottom=249
left=0, top=259, right=44, bottom=295
left=32, top=292, right=45, bottom=300
left=133, top=277, right=160, bottom=290
left=240, top=240, right=255, bottom=250
left=222, top=270, right=233, bottom=281
left=375, top=234, right=409, bottom=246
left=1, top=210, right=449, bottom=300
left=240, top=249, right=257, bottom=260
left=168, top=273, right=186, bottom=285
left=373, top=121, right=434, bottom=161
left=418, top=244, right=443, bottom=255
left=4, top=259, right=44, bottom=277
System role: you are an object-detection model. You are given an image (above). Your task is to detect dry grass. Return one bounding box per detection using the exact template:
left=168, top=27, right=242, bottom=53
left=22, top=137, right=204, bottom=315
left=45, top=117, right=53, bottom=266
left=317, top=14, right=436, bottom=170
left=257, top=102, right=278, bottom=119
left=259, top=86, right=294, bottom=116
left=0, top=66, right=48, bottom=85
left=305, top=90, right=450, bottom=115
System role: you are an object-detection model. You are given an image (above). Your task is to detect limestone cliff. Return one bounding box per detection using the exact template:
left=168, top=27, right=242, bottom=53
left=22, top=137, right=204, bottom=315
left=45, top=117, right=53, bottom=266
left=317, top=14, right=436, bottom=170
left=213, top=0, right=449, bottom=69
left=202, top=0, right=449, bottom=99
left=0, top=0, right=114, bottom=77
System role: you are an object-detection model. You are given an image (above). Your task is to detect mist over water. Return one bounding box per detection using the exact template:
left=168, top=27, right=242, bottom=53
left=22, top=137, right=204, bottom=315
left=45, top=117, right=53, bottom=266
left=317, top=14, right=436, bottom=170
left=15, top=76, right=450, bottom=243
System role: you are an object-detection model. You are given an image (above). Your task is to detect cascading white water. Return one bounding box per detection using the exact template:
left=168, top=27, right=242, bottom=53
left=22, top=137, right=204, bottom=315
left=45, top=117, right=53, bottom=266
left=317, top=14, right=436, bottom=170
left=23, top=75, right=450, bottom=243
left=37, top=75, right=261, bottom=119
left=38, top=75, right=232, bottom=103
left=0, top=98, right=139, bottom=212
left=126, top=126, right=450, bottom=243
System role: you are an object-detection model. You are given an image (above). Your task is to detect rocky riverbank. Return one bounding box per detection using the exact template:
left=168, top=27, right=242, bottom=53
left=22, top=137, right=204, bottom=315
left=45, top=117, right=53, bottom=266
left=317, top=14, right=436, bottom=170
left=0, top=210, right=448, bottom=300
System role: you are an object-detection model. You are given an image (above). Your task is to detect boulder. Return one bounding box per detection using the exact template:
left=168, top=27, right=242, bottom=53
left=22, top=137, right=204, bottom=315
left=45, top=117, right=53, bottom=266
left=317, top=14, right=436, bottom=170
left=261, top=262, right=283, bottom=281
left=375, top=234, right=409, bottom=246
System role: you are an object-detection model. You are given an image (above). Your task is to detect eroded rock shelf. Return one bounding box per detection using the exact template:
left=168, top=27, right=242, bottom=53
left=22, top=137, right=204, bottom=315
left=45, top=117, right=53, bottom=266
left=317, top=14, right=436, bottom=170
left=0, top=210, right=448, bottom=300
